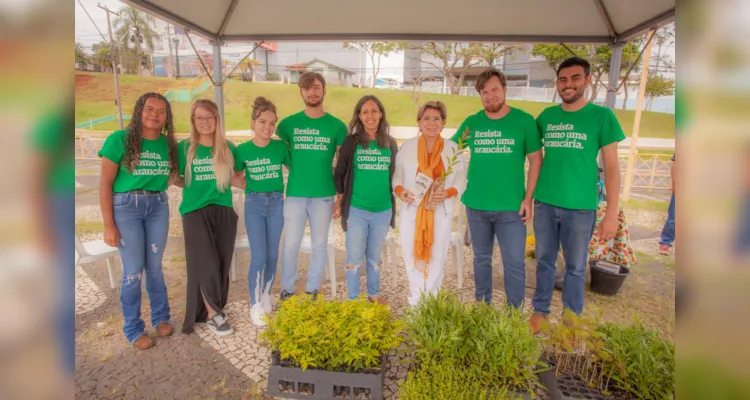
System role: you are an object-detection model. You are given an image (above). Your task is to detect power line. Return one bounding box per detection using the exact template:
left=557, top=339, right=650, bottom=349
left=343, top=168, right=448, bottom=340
left=75, top=0, right=108, bottom=43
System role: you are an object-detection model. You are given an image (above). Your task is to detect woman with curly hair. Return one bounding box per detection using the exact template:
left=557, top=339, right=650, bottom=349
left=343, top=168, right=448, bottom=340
left=98, top=92, right=179, bottom=350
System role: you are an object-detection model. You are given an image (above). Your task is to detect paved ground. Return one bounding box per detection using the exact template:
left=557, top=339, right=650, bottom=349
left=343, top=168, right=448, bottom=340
left=75, top=173, right=674, bottom=400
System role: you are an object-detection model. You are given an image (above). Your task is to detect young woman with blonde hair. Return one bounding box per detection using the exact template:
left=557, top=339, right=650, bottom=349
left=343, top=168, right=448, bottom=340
left=176, top=99, right=244, bottom=336
left=393, top=101, right=467, bottom=306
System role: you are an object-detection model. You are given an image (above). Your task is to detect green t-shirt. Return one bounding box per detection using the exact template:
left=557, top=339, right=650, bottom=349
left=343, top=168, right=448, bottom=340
left=234, top=138, right=290, bottom=194
left=98, top=129, right=171, bottom=193
left=33, top=109, right=75, bottom=195
left=351, top=140, right=392, bottom=213
left=451, top=108, right=542, bottom=212
left=178, top=139, right=237, bottom=215
left=276, top=111, right=347, bottom=197
left=534, top=103, right=626, bottom=210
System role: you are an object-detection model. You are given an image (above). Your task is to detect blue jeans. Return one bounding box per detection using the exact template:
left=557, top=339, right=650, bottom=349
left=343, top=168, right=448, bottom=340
left=466, top=207, right=527, bottom=308
left=344, top=206, right=392, bottom=299
left=532, top=200, right=596, bottom=316
left=660, top=193, right=676, bottom=246
left=280, top=196, right=335, bottom=294
left=113, top=192, right=171, bottom=344
left=245, top=192, right=284, bottom=305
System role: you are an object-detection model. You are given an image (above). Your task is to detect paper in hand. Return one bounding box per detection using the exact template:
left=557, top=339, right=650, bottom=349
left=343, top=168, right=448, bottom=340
left=410, top=172, right=434, bottom=205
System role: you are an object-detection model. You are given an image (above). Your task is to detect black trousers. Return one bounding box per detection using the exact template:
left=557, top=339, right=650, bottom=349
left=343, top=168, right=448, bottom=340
left=181, top=204, right=238, bottom=334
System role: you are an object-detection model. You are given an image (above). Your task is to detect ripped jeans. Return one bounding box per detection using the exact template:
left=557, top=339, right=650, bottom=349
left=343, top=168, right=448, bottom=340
left=113, top=191, right=171, bottom=344
left=245, top=191, right=284, bottom=305
left=344, top=206, right=392, bottom=300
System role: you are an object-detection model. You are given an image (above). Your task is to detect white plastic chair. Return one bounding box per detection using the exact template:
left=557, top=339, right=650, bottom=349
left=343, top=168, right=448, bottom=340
left=230, top=191, right=249, bottom=282
left=300, top=219, right=337, bottom=297
left=448, top=204, right=466, bottom=289
left=381, top=228, right=398, bottom=287
left=74, top=235, right=120, bottom=289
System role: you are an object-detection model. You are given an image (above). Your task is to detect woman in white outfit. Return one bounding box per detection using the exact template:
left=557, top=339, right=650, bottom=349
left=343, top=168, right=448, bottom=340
left=393, top=101, right=467, bottom=306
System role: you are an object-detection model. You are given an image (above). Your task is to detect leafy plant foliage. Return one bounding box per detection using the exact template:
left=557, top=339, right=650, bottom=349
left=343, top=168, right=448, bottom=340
left=259, top=295, right=403, bottom=372
left=401, top=291, right=543, bottom=398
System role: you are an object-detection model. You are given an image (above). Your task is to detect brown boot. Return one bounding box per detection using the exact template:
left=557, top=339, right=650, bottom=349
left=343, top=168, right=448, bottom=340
left=156, top=321, right=174, bottom=336
left=133, top=334, right=154, bottom=350
left=368, top=296, right=388, bottom=306
left=529, top=313, right=548, bottom=335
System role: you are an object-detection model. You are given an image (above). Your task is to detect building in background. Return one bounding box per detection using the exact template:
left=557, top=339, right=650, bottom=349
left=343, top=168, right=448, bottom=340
left=150, top=21, right=366, bottom=84
left=284, top=58, right=356, bottom=86
left=402, top=43, right=555, bottom=90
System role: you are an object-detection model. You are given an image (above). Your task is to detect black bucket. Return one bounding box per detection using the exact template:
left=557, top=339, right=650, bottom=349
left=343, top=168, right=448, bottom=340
left=589, top=259, right=630, bottom=296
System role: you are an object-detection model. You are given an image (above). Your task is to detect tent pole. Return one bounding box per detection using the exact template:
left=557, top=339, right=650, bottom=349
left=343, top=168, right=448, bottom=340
left=213, top=41, right=225, bottom=134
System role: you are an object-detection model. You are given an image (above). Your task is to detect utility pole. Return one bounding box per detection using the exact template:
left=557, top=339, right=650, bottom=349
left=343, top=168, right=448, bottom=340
left=98, top=3, right=123, bottom=129
left=173, top=37, right=181, bottom=78
left=166, top=23, right=174, bottom=77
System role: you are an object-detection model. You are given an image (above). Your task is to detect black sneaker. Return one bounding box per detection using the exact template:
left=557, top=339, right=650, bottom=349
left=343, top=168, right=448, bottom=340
left=206, top=313, right=233, bottom=336
left=306, top=290, right=320, bottom=301
left=279, top=290, right=294, bottom=301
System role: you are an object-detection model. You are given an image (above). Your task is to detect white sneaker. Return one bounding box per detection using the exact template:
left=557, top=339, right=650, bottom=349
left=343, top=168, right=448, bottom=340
left=261, top=292, right=273, bottom=314
left=250, top=303, right=267, bottom=327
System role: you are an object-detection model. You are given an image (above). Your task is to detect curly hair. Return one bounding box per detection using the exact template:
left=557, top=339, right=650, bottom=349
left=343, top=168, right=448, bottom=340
left=122, top=92, right=178, bottom=177
left=347, top=95, right=392, bottom=149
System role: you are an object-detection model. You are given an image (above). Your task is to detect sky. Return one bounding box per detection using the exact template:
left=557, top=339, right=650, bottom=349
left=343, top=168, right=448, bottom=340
left=74, top=0, right=127, bottom=51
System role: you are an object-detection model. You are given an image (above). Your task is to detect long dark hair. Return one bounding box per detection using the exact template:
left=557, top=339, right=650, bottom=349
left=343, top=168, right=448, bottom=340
left=347, top=95, right=391, bottom=149
left=122, top=92, right=178, bottom=177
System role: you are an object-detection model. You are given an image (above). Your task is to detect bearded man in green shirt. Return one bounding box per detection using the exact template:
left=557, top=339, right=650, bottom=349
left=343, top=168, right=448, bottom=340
left=530, top=57, right=625, bottom=333
left=451, top=68, right=543, bottom=308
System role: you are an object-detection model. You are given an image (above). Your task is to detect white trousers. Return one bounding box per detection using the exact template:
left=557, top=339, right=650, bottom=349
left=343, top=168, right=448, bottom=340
left=399, top=202, right=454, bottom=306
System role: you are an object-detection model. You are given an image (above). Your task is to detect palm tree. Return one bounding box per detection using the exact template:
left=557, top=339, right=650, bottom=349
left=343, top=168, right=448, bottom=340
left=75, top=42, right=88, bottom=70
left=114, top=6, right=159, bottom=75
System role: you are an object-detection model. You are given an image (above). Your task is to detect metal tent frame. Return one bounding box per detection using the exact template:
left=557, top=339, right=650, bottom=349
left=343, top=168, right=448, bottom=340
left=122, top=0, right=674, bottom=118
left=122, top=0, right=675, bottom=199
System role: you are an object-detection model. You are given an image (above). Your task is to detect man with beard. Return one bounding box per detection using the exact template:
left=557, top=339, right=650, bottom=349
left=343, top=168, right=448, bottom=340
left=450, top=68, right=543, bottom=308
left=276, top=71, right=347, bottom=300
left=529, top=57, right=625, bottom=333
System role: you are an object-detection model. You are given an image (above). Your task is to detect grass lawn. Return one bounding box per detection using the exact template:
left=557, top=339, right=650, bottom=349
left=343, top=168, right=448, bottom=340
left=621, top=197, right=670, bottom=213
left=75, top=72, right=675, bottom=138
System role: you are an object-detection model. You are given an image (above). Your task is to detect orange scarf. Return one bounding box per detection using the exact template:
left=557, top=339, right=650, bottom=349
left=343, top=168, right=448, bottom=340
left=414, top=135, right=444, bottom=275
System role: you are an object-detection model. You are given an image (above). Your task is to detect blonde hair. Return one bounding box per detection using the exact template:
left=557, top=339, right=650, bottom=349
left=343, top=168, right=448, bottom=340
left=417, top=101, right=447, bottom=122
left=185, top=99, right=233, bottom=192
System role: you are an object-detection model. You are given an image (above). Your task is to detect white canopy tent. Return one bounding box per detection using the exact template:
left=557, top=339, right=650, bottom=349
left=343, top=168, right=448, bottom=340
left=122, top=0, right=675, bottom=197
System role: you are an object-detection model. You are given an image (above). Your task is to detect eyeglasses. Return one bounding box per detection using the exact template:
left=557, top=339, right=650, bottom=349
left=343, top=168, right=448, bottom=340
left=194, top=116, right=216, bottom=123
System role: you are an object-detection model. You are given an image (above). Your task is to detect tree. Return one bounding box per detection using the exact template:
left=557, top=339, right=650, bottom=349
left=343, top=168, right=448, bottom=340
left=91, top=41, right=114, bottom=72
left=343, top=42, right=398, bottom=88
left=114, top=6, right=160, bottom=75
left=75, top=42, right=88, bottom=70
left=399, top=42, right=516, bottom=95
left=652, top=23, right=675, bottom=76
left=640, top=74, right=675, bottom=110
left=532, top=41, right=641, bottom=103
left=238, top=58, right=261, bottom=81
